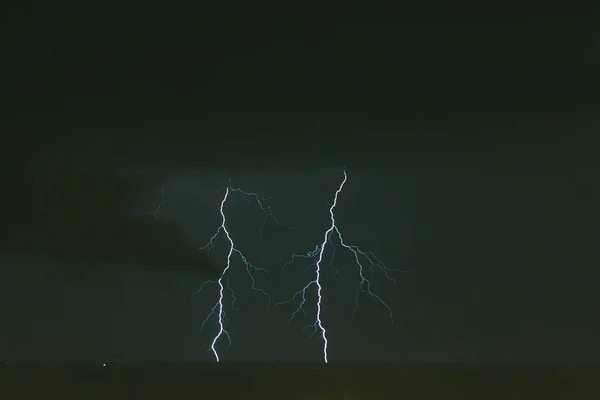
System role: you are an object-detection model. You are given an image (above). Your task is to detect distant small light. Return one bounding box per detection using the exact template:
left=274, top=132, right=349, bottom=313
left=102, top=363, right=106, bottom=367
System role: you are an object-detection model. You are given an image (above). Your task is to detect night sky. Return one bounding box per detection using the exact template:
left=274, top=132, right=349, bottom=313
left=1, top=9, right=599, bottom=364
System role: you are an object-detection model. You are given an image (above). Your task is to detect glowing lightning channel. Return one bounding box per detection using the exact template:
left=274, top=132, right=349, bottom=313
left=276, top=168, right=406, bottom=363
left=193, top=181, right=279, bottom=362
left=153, top=184, right=166, bottom=219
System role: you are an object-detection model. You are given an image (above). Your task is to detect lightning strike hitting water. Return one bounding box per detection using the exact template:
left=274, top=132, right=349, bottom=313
left=193, top=181, right=278, bottom=361
left=276, top=168, right=404, bottom=363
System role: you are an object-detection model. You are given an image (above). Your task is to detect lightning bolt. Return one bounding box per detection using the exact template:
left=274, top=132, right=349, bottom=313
left=193, top=180, right=278, bottom=361
left=276, top=167, right=406, bottom=363
left=153, top=184, right=166, bottom=219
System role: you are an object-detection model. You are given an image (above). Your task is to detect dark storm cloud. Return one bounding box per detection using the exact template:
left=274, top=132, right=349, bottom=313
left=2, top=163, right=598, bottom=362
left=0, top=148, right=217, bottom=279
left=4, top=15, right=599, bottom=145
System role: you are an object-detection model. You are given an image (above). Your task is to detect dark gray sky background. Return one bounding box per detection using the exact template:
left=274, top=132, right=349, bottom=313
left=1, top=10, right=599, bottom=366
left=2, top=162, right=598, bottom=363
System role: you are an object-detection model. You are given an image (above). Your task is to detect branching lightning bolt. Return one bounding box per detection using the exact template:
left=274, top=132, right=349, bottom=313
left=276, top=168, right=406, bottom=363
left=150, top=170, right=404, bottom=364
left=193, top=180, right=279, bottom=362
